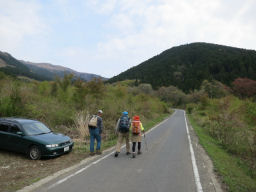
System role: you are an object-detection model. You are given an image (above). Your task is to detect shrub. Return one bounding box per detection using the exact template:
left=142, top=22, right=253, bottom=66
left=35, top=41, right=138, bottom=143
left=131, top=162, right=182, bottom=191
left=85, top=78, right=105, bottom=98
left=232, top=78, right=256, bottom=98
left=200, top=80, right=229, bottom=99
left=156, top=85, right=188, bottom=106
left=138, top=83, right=154, bottom=95
left=194, top=95, right=256, bottom=172
left=186, top=103, right=196, bottom=114
left=0, top=82, right=23, bottom=116
left=244, top=100, right=256, bottom=124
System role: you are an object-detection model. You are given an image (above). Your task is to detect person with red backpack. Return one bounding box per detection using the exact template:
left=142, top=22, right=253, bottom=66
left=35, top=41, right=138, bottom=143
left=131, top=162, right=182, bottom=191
left=131, top=115, right=144, bottom=158
left=114, top=111, right=131, bottom=157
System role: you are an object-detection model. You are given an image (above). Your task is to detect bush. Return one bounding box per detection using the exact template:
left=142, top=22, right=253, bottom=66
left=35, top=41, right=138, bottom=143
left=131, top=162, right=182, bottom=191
left=0, top=82, right=23, bottom=116
left=232, top=78, right=256, bottom=98
left=156, top=85, right=188, bottom=106
left=200, top=80, right=229, bottom=98
left=193, top=95, right=256, bottom=173
left=186, top=103, right=196, bottom=114
left=244, top=100, right=256, bottom=124
left=138, top=83, right=154, bottom=95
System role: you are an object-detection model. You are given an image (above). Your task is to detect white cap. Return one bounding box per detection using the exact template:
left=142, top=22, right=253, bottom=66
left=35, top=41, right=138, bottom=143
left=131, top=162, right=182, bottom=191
left=98, top=110, right=103, bottom=114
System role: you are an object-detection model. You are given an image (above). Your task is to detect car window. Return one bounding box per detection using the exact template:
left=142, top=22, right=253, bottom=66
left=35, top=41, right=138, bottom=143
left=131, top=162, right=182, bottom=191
left=0, top=124, right=9, bottom=132
left=9, top=125, right=21, bottom=134
left=22, top=122, right=51, bottom=136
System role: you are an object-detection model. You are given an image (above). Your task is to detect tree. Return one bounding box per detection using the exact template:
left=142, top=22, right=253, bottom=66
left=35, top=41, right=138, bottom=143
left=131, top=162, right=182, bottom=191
left=56, top=74, right=73, bottom=92
left=138, top=83, right=153, bottom=95
left=156, top=85, right=188, bottom=106
left=86, top=78, right=105, bottom=98
left=232, top=78, right=256, bottom=98
left=200, top=80, right=229, bottom=98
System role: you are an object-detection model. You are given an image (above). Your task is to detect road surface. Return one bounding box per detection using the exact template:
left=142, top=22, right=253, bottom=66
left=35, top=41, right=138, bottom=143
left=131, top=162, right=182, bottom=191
left=37, top=110, right=202, bottom=192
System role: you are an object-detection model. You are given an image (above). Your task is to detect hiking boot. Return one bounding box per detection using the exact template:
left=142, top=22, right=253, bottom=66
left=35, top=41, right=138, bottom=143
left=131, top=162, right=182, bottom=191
left=126, top=152, right=131, bottom=155
left=114, top=152, right=119, bottom=157
left=96, top=150, right=102, bottom=155
left=137, top=151, right=142, bottom=155
left=132, top=153, right=136, bottom=158
left=90, top=152, right=95, bottom=156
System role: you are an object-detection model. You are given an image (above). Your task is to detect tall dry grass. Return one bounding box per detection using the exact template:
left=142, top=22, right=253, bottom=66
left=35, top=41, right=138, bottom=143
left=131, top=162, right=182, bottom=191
left=73, top=111, right=90, bottom=143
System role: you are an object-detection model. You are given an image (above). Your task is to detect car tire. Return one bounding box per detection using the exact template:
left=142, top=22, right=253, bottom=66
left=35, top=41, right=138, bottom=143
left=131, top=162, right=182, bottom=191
left=28, top=145, right=41, bottom=160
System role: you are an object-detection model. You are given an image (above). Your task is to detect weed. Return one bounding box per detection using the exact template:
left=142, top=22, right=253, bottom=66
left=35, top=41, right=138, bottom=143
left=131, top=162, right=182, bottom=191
left=189, top=115, right=256, bottom=192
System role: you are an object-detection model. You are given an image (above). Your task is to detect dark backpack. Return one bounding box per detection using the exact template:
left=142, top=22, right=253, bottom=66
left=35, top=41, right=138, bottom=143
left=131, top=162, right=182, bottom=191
left=119, top=115, right=130, bottom=133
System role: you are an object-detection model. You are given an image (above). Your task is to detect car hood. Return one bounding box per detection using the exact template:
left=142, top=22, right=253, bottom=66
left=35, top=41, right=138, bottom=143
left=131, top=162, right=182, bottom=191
left=28, top=132, right=71, bottom=145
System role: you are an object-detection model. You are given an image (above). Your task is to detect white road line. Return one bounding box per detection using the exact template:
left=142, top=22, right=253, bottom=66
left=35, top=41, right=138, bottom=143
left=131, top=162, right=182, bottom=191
left=47, top=151, right=115, bottom=190
left=184, top=110, right=203, bottom=192
left=47, top=113, right=173, bottom=191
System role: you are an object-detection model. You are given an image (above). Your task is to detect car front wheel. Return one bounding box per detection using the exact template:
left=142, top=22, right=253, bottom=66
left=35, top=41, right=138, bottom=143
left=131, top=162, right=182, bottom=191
left=28, top=145, right=41, bottom=160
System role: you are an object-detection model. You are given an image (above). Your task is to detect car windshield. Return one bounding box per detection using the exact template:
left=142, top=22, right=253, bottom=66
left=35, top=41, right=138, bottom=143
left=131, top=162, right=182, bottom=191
left=22, top=122, right=51, bottom=136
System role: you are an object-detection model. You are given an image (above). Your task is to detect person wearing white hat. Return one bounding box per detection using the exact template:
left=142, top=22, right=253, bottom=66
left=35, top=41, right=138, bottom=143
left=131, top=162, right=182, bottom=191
left=88, top=110, right=103, bottom=155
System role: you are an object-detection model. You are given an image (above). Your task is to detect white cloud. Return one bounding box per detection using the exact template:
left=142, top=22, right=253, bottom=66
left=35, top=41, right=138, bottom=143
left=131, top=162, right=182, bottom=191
left=87, top=0, right=117, bottom=14
left=1, top=0, right=255, bottom=77
left=78, top=0, right=256, bottom=77
left=0, top=0, right=47, bottom=52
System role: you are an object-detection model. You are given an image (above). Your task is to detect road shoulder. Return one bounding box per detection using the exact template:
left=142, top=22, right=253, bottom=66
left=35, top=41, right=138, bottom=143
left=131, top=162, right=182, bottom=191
left=186, top=114, right=224, bottom=192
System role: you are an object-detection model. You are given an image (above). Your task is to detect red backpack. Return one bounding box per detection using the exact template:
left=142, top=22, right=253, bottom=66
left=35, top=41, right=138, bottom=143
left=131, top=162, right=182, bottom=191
left=132, top=116, right=141, bottom=134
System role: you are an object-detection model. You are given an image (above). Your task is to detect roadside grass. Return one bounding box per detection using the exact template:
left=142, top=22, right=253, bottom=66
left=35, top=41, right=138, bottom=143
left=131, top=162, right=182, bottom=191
left=188, top=115, right=256, bottom=192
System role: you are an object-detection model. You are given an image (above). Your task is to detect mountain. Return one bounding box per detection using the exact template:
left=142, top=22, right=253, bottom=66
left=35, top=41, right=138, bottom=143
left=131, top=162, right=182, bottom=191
left=0, top=51, right=106, bottom=81
left=21, top=61, right=107, bottom=81
left=108, top=42, right=256, bottom=92
left=0, top=51, right=46, bottom=80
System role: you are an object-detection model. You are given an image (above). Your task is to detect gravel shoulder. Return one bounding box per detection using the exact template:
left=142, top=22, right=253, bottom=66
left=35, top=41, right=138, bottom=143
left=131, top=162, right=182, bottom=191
left=186, top=114, right=224, bottom=192
left=0, top=147, right=88, bottom=192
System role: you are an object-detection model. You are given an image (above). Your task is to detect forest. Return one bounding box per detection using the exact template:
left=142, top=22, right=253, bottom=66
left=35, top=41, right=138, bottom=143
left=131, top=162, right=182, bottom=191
left=108, top=42, right=256, bottom=92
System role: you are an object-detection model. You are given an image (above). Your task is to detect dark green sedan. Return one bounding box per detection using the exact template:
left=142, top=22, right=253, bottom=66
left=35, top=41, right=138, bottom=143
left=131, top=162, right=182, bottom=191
left=0, top=118, right=74, bottom=160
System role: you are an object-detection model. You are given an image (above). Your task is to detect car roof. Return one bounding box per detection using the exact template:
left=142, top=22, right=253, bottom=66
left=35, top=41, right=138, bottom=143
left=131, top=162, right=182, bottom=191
left=0, top=118, right=39, bottom=124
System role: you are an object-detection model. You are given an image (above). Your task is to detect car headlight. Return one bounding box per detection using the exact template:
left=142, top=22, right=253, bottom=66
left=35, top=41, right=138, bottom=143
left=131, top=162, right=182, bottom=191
left=46, top=144, right=59, bottom=148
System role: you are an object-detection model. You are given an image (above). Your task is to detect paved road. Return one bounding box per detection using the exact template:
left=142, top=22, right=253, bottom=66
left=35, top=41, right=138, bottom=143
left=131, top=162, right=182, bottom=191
left=37, top=110, right=200, bottom=192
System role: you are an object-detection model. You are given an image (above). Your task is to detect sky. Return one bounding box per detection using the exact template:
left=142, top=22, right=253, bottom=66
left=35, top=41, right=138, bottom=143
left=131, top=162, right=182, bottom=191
left=0, top=0, right=256, bottom=78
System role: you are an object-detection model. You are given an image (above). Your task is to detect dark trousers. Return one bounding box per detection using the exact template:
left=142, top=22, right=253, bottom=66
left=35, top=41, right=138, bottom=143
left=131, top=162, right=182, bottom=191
left=132, top=142, right=141, bottom=152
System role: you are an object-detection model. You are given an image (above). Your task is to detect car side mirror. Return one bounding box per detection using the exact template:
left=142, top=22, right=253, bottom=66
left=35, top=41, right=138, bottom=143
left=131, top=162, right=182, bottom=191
left=17, top=131, right=24, bottom=136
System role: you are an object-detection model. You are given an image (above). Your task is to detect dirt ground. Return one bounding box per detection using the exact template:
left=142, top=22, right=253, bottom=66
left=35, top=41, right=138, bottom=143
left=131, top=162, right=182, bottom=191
left=0, top=146, right=88, bottom=192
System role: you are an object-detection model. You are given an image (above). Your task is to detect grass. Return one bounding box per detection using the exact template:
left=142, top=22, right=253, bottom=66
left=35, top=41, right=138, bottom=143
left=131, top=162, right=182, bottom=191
left=188, top=115, right=256, bottom=192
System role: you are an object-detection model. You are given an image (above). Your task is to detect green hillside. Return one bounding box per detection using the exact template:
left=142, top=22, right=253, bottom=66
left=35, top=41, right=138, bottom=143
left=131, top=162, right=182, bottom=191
left=0, top=51, right=107, bottom=82
left=0, top=51, right=47, bottom=80
left=108, top=42, right=256, bottom=92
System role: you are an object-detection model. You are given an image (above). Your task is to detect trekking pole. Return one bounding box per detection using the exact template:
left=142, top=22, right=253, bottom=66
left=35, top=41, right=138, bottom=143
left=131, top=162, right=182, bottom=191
left=143, top=133, right=148, bottom=151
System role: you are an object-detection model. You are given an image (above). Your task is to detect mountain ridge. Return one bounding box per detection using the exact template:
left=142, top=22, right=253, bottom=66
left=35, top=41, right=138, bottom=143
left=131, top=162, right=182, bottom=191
left=0, top=51, right=106, bottom=81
